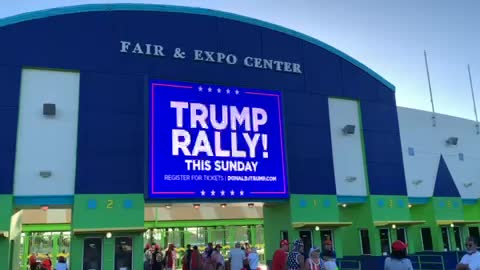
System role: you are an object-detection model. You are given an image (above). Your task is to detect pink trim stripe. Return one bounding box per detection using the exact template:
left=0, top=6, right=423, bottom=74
left=152, top=192, right=196, bottom=194
left=250, top=191, right=287, bottom=194
left=244, top=91, right=279, bottom=97
left=152, top=83, right=193, bottom=89
left=249, top=92, right=287, bottom=194
left=151, top=85, right=288, bottom=196
left=276, top=94, right=288, bottom=194
left=150, top=84, right=155, bottom=194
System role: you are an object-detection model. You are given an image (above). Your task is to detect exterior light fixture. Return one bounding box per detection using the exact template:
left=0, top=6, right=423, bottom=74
left=193, top=204, right=200, bottom=209
left=392, top=224, right=396, bottom=229
left=106, top=232, right=112, bottom=238
left=408, top=204, right=412, bottom=208
left=43, top=103, right=56, bottom=116
left=345, top=176, right=357, bottom=182
left=220, top=203, right=227, bottom=208
left=248, top=203, right=254, bottom=208
left=165, top=204, right=172, bottom=209
left=342, top=204, right=347, bottom=208
left=342, top=125, right=356, bottom=135
left=464, top=182, right=473, bottom=188
left=446, top=137, right=459, bottom=146
left=450, top=223, right=454, bottom=228
left=315, top=226, right=320, bottom=231
left=39, top=171, right=52, bottom=178
left=412, top=179, right=423, bottom=186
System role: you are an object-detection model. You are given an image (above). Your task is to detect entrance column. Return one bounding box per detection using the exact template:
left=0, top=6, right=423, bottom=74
left=263, top=203, right=292, bottom=264
left=0, top=195, right=13, bottom=270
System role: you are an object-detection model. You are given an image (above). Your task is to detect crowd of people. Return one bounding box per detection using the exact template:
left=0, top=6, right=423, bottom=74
left=27, top=235, right=479, bottom=270
left=144, top=242, right=260, bottom=270
left=272, top=239, right=338, bottom=270
left=28, top=253, right=68, bottom=270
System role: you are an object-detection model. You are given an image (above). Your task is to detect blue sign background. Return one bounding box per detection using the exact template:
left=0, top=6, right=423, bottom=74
left=149, top=80, right=289, bottom=199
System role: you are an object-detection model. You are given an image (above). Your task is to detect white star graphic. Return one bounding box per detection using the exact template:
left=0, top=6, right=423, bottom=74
left=230, top=190, right=235, bottom=196
left=226, top=89, right=231, bottom=94
left=200, top=190, right=206, bottom=196
left=220, top=190, right=225, bottom=196
left=208, top=87, right=212, bottom=92
left=235, top=89, right=240, bottom=95
left=240, top=190, right=244, bottom=196
left=217, top=88, right=222, bottom=93
left=198, top=86, right=203, bottom=92
left=211, top=190, right=216, bottom=196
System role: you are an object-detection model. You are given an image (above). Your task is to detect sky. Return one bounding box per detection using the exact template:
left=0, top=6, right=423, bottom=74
left=1, top=0, right=479, bottom=121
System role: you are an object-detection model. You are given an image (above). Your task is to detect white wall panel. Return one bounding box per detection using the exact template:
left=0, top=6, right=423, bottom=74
left=328, top=98, right=367, bottom=196
left=398, top=107, right=480, bottom=199
left=13, top=69, right=80, bottom=196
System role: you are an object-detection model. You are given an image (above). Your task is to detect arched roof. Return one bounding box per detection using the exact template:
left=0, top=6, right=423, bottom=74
left=0, top=3, right=395, bottom=91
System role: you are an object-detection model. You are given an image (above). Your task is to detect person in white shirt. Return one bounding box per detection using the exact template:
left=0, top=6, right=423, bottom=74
left=228, top=243, right=246, bottom=270
left=248, top=248, right=260, bottom=270
left=457, top=236, right=480, bottom=270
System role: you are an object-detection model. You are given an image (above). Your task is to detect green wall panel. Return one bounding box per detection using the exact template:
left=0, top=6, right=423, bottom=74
left=370, top=195, right=410, bottom=222
left=409, top=198, right=463, bottom=251
left=0, top=195, right=13, bottom=231
left=22, top=223, right=71, bottom=232
left=339, top=203, right=374, bottom=256
left=73, top=194, right=144, bottom=230
left=0, top=239, right=9, bottom=270
left=432, top=197, right=464, bottom=220
left=70, top=234, right=82, bottom=270
left=0, top=195, right=13, bottom=270
left=463, top=203, right=480, bottom=220
left=289, top=195, right=344, bottom=258
left=145, top=218, right=262, bottom=228
left=263, top=203, right=293, bottom=261
left=290, top=195, right=339, bottom=223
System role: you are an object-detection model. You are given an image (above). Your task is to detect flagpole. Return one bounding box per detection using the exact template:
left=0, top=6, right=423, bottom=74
left=424, top=50, right=436, bottom=126
left=468, top=64, right=479, bottom=134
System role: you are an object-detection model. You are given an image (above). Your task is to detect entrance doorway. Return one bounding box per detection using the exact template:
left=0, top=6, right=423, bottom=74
left=319, top=229, right=334, bottom=250
left=144, top=203, right=265, bottom=266
left=83, top=238, right=103, bottom=270
left=379, top=228, right=391, bottom=255
left=468, top=227, right=480, bottom=240
left=440, top=227, right=451, bottom=251
left=453, top=226, right=463, bottom=251
left=359, top=229, right=371, bottom=255
left=421, top=228, right=433, bottom=251
left=299, top=230, right=312, bottom=258
left=114, top=237, right=133, bottom=270
left=396, top=228, right=407, bottom=244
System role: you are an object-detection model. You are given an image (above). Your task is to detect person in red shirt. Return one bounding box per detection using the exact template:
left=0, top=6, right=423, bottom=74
left=41, top=254, right=52, bottom=270
left=272, top=240, right=289, bottom=270
left=29, top=253, right=37, bottom=270
left=165, top=243, right=177, bottom=270
left=190, top=246, right=203, bottom=270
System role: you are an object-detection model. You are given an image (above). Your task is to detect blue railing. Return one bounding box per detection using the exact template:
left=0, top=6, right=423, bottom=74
left=410, top=254, right=445, bottom=270
left=337, top=258, right=361, bottom=270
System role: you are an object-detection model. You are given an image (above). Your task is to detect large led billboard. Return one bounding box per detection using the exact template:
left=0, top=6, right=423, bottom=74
left=149, top=80, right=288, bottom=199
